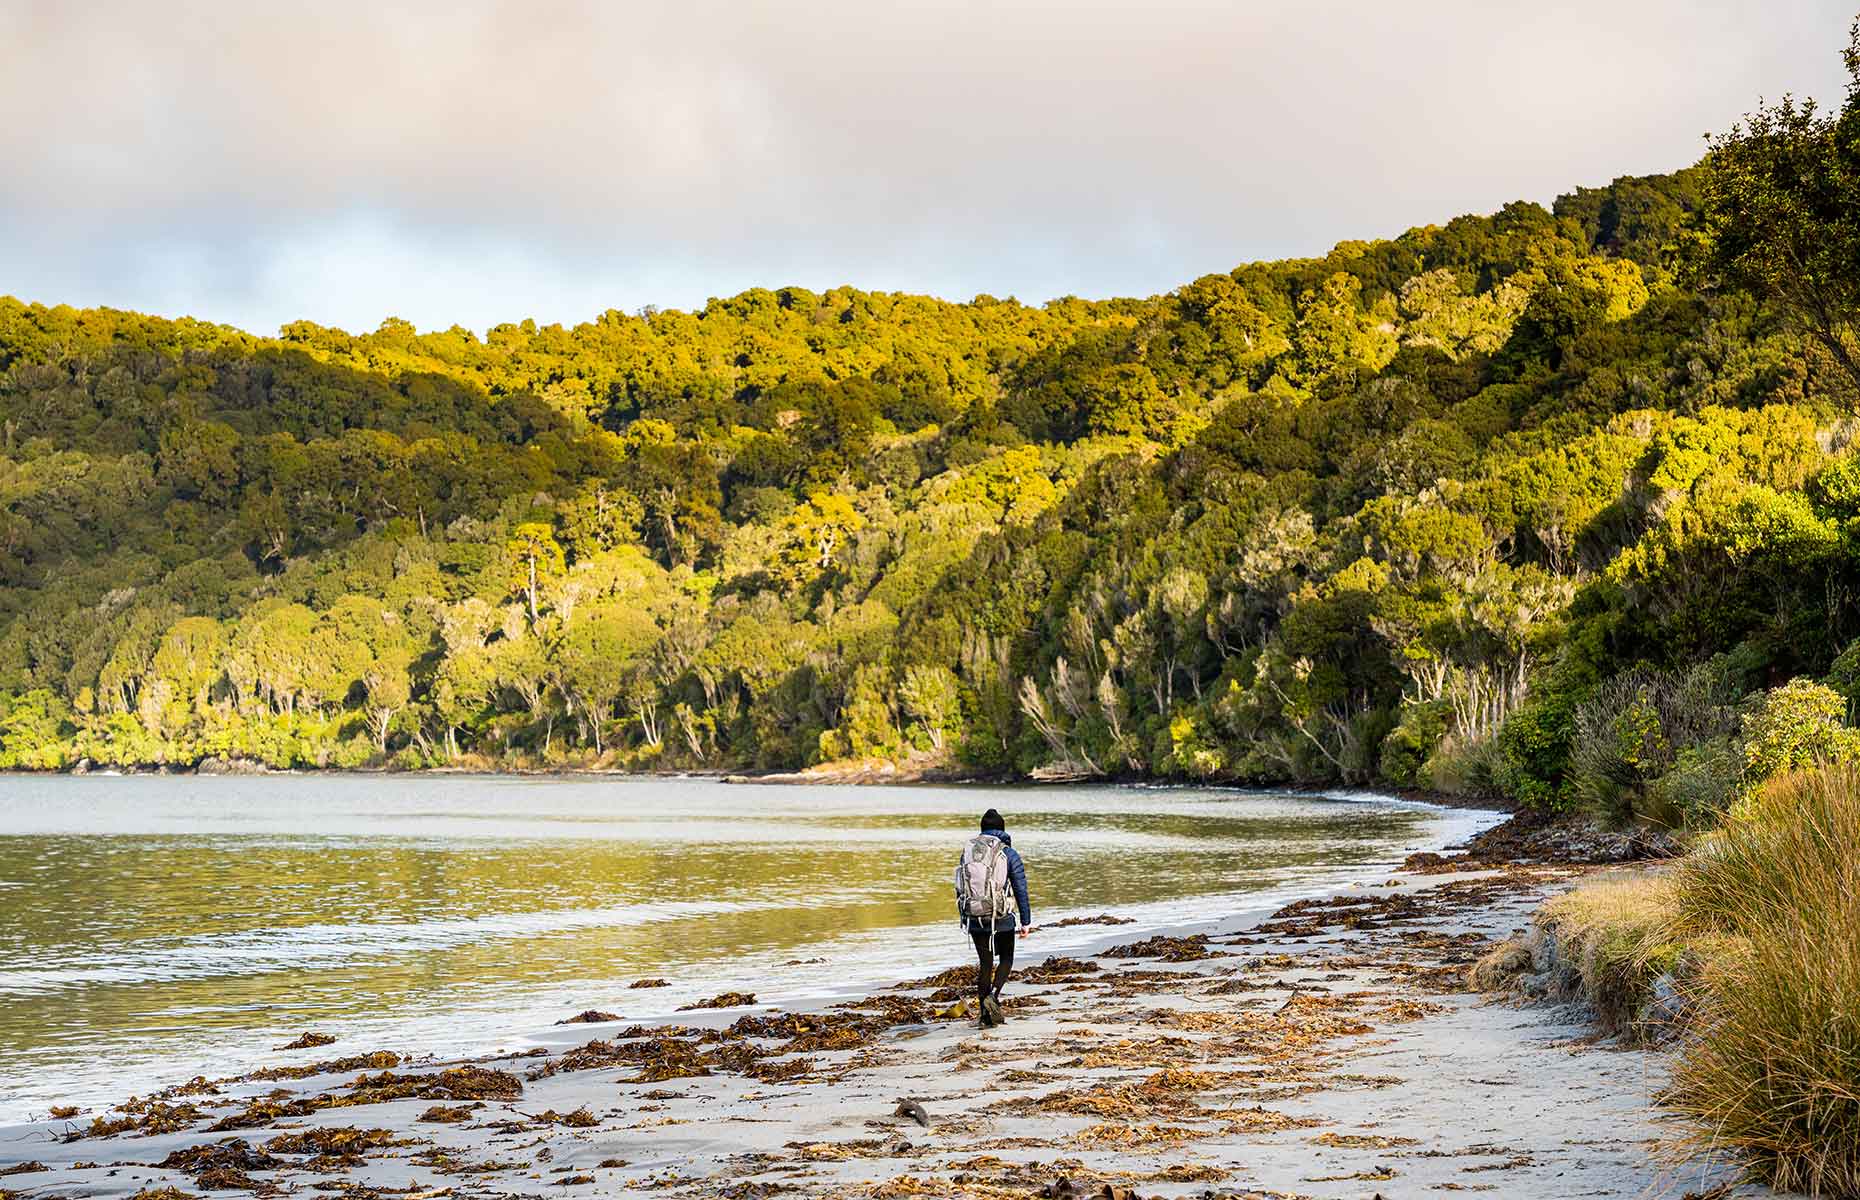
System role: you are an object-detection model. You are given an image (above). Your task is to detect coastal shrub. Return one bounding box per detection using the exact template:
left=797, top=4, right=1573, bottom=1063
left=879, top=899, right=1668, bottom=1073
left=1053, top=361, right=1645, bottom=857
left=1378, top=699, right=1449, bottom=787
left=1664, top=765, right=1860, bottom=1194
left=1673, top=765, right=1860, bottom=942
left=1735, top=678, right=1860, bottom=809
left=1493, top=689, right=1579, bottom=810
left=1160, top=708, right=1226, bottom=779
left=0, top=689, right=75, bottom=770
left=1644, top=739, right=1739, bottom=829
left=1823, top=634, right=1860, bottom=719
left=1571, top=667, right=1740, bottom=827
left=1420, top=734, right=1505, bottom=798
left=1570, top=678, right=1668, bottom=825
left=1535, top=874, right=1683, bottom=1039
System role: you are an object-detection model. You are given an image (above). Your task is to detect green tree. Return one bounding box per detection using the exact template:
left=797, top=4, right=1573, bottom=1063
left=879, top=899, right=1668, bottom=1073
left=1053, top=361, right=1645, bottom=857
left=552, top=605, right=659, bottom=753
left=1697, top=21, right=1860, bottom=391
left=507, top=522, right=565, bottom=626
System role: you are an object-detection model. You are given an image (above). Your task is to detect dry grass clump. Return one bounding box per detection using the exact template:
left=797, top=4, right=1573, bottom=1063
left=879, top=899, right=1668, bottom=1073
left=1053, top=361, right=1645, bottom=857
left=1662, top=765, right=1860, bottom=1196
left=1534, top=873, right=1682, bottom=1036
left=1465, top=937, right=1534, bottom=992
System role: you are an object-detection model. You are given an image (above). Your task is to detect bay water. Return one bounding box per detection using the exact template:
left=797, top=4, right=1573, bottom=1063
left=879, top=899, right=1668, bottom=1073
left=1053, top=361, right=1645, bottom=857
left=0, top=774, right=1492, bottom=1121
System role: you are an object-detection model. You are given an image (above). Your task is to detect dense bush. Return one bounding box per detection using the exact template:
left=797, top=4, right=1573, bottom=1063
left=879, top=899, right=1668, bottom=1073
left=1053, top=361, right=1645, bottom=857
left=1667, top=765, right=1860, bottom=1195
left=3, top=24, right=1860, bottom=799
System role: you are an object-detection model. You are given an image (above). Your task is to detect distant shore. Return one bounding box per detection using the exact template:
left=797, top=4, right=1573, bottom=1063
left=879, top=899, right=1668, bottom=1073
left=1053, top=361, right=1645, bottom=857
left=33, top=754, right=1519, bottom=818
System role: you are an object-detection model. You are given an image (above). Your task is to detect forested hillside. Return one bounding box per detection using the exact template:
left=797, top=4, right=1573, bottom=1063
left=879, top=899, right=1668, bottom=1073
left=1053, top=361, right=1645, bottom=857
left=4, top=45, right=1859, bottom=818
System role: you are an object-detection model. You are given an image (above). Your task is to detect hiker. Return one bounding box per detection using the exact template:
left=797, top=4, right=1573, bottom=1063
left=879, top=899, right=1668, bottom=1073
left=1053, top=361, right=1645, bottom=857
left=954, top=807, right=1031, bottom=1027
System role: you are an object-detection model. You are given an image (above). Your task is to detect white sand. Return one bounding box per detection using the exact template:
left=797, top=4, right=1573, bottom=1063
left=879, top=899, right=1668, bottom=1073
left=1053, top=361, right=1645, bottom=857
left=0, top=863, right=1789, bottom=1200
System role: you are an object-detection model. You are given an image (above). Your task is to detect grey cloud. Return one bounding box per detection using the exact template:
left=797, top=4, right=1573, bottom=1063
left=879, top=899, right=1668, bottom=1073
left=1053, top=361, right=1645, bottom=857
left=0, top=0, right=1852, bottom=334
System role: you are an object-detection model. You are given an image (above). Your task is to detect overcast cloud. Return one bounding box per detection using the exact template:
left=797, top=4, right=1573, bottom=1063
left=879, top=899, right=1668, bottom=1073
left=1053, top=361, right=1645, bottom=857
left=0, top=1, right=1852, bottom=335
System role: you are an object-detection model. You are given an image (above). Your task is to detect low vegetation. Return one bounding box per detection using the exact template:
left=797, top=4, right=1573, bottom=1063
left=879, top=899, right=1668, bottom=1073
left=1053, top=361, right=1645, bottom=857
left=1664, top=765, right=1860, bottom=1196
left=1533, top=874, right=1682, bottom=1037
left=1512, top=764, right=1860, bottom=1194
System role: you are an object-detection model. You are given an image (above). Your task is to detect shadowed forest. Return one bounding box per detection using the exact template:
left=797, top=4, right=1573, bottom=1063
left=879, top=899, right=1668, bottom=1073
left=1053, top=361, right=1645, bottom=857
left=5, top=45, right=1860, bottom=824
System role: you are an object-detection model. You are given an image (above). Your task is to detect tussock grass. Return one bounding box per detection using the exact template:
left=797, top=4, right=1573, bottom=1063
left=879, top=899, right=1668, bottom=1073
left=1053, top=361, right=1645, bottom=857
left=1535, top=874, right=1683, bottom=1036
left=1465, top=937, right=1533, bottom=992
left=1674, top=765, right=1860, bottom=940
left=1664, top=765, right=1860, bottom=1196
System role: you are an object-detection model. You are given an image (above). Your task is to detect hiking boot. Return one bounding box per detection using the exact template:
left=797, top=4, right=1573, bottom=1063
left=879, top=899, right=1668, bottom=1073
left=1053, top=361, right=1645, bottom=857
left=980, top=995, right=1004, bottom=1027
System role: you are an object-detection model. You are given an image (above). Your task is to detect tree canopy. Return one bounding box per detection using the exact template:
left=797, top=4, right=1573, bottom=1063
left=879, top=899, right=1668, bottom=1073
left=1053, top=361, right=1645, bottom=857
left=6, top=28, right=1860, bottom=821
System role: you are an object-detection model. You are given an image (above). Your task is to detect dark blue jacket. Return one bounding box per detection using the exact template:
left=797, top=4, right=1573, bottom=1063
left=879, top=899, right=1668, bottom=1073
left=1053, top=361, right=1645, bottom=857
left=957, top=831, right=1031, bottom=934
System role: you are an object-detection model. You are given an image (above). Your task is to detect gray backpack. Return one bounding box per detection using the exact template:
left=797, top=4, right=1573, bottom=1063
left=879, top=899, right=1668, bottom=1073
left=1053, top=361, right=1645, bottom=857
left=955, top=834, right=1012, bottom=922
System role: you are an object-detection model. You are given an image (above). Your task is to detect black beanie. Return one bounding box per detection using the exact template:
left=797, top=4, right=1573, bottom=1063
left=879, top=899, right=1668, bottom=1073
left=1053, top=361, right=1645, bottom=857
left=980, top=808, right=1006, bottom=833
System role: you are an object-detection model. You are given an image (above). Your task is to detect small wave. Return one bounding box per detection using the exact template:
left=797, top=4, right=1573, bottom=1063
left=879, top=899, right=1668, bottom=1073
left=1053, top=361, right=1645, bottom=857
left=0, top=896, right=797, bottom=994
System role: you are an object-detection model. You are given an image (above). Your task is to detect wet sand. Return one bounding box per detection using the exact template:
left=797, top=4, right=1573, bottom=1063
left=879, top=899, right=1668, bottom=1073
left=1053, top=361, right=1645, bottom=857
left=0, top=850, right=1783, bottom=1200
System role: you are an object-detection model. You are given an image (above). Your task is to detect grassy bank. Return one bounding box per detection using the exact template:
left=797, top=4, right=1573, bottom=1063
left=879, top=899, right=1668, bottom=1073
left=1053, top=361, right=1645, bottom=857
left=1500, top=765, right=1860, bottom=1195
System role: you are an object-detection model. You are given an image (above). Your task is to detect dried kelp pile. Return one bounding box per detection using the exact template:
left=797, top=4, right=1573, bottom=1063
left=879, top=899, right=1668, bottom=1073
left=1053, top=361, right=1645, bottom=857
left=1101, top=934, right=1225, bottom=962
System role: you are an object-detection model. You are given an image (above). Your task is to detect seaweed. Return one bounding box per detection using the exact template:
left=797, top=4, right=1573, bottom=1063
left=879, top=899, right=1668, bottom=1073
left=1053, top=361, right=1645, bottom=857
left=530, top=1106, right=599, bottom=1127
left=632, top=1037, right=713, bottom=1082
left=529, top=1032, right=714, bottom=1082
left=1102, top=934, right=1226, bottom=962
left=893, top=965, right=975, bottom=990
left=834, top=995, right=936, bottom=1024
left=747, top=1056, right=819, bottom=1083
left=159, top=1138, right=282, bottom=1175
left=246, top=1051, right=400, bottom=1082
left=417, top=1103, right=476, bottom=1122
left=702, top=1042, right=766, bottom=1073
left=783, top=1138, right=891, bottom=1161
left=274, top=1032, right=337, bottom=1051
left=678, top=991, right=756, bottom=1010
left=783, top=1025, right=873, bottom=1054
left=194, top=1166, right=266, bottom=1192
left=264, top=1126, right=398, bottom=1155
left=336, top=1065, right=522, bottom=1105
left=206, top=1098, right=320, bottom=1131
left=73, top=1100, right=206, bottom=1140
left=556, top=1009, right=620, bottom=1024
left=1071, top=1123, right=1201, bottom=1148
left=1017, top=956, right=1104, bottom=982
left=722, top=1012, right=839, bottom=1040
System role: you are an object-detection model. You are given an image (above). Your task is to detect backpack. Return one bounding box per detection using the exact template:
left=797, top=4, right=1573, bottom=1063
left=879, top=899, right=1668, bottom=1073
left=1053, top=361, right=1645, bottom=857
left=955, top=834, right=1012, bottom=922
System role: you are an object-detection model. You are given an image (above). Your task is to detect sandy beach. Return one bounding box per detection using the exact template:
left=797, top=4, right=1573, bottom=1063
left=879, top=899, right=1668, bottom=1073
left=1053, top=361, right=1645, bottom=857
left=0, top=821, right=1783, bottom=1200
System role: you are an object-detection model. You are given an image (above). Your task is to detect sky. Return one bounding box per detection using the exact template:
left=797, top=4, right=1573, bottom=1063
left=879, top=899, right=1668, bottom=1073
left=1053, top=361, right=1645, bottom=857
left=0, top=1, right=1853, bottom=337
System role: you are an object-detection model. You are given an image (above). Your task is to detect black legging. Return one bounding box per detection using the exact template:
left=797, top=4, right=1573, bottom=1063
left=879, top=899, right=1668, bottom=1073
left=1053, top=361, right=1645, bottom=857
left=970, top=927, right=1015, bottom=1002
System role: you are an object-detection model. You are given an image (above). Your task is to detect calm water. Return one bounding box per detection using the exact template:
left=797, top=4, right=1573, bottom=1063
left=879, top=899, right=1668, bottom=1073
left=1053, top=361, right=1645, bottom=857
left=0, top=774, right=1489, bottom=1121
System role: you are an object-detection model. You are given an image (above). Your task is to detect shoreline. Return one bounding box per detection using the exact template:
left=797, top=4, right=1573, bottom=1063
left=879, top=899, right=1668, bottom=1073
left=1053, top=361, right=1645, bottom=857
left=15, top=761, right=1516, bottom=818
left=0, top=815, right=1757, bottom=1200
left=0, top=788, right=1493, bottom=1128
